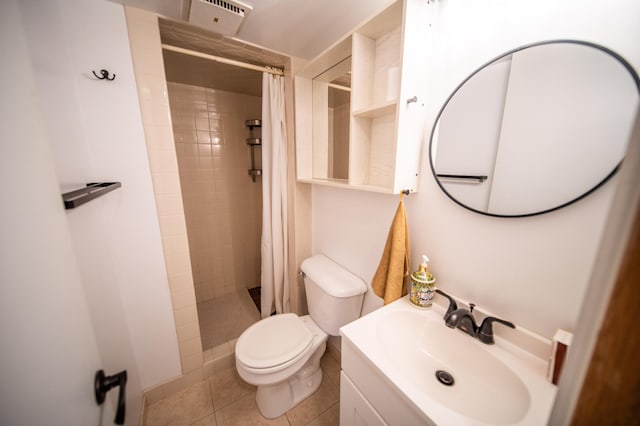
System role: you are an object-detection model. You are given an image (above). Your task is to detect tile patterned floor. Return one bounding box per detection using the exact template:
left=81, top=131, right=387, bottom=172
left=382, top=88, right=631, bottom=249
left=197, top=290, right=261, bottom=350
left=145, top=351, right=341, bottom=426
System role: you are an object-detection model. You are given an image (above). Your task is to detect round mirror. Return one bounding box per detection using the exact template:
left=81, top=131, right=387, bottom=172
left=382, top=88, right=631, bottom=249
left=429, top=40, right=640, bottom=217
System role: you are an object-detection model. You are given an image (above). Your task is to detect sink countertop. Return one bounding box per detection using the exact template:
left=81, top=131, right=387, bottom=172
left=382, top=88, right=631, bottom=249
left=340, top=296, right=558, bottom=426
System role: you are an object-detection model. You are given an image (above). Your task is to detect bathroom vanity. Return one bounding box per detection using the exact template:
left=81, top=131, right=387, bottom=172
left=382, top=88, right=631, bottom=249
left=339, top=296, right=557, bottom=425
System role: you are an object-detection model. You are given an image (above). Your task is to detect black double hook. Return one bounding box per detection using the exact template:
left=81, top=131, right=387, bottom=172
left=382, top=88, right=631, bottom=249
left=92, top=69, right=116, bottom=81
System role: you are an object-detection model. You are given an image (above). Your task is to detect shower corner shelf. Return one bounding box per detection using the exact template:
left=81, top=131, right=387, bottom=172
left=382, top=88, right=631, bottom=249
left=246, top=118, right=262, bottom=182
left=245, top=119, right=262, bottom=129
left=62, top=182, right=122, bottom=209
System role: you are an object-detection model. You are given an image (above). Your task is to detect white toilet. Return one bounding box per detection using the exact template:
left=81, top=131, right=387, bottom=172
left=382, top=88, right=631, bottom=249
left=235, top=254, right=367, bottom=418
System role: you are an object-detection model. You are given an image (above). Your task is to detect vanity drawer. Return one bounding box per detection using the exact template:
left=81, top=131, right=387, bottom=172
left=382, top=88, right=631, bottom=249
left=340, top=372, right=388, bottom=426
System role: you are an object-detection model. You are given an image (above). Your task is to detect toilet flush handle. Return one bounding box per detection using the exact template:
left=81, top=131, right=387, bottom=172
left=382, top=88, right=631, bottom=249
left=298, top=270, right=306, bottom=278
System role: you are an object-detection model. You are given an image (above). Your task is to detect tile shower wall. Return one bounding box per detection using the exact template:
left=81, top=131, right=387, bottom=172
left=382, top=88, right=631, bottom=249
left=168, top=82, right=262, bottom=303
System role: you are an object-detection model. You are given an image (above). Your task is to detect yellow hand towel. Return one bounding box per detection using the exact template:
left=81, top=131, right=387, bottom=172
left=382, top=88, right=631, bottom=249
left=371, top=199, right=410, bottom=305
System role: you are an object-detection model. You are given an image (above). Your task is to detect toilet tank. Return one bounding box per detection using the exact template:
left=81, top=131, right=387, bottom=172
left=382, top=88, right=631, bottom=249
left=300, top=254, right=367, bottom=336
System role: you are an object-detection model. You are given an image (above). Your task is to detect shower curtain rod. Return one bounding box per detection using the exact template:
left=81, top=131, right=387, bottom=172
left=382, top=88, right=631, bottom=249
left=161, top=44, right=285, bottom=76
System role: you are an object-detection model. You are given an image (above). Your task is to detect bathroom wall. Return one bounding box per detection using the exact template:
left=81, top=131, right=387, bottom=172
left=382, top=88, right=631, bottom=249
left=17, top=0, right=181, bottom=402
left=312, top=0, right=640, bottom=339
left=168, top=82, right=263, bottom=302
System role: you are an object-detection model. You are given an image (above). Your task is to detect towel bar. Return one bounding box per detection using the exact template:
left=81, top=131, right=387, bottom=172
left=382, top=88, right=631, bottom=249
left=436, top=174, right=487, bottom=183
left=62, top=182, right=122, bottom=209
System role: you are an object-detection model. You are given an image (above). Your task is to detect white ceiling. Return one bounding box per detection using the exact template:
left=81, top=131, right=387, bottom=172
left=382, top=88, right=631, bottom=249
left=113, top=0, right=395, bottom=59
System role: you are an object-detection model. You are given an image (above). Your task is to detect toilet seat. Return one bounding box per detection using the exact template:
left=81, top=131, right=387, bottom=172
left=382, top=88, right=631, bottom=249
left=236, top=313, right=314, bottom=374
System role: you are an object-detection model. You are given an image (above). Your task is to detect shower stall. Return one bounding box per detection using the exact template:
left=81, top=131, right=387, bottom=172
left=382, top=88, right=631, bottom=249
left=159, top=20, right=287, bottom=351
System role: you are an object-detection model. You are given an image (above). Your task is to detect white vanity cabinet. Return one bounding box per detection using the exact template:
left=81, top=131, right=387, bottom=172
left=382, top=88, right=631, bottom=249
left=340, top=339, right=433, bottom=426
left=339, top=296, right=558, bottom=425
left=295, top=0, right=429, bottom=194
left=340, top=372, right=388, bottom=426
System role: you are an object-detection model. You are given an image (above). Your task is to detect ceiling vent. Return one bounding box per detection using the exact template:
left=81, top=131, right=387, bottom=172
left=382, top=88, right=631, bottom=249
left=189, top=0, right=253, bottom=36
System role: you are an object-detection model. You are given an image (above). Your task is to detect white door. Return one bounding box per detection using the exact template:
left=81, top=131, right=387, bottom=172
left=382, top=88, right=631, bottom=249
left=0, top=2, right=111, bottom=424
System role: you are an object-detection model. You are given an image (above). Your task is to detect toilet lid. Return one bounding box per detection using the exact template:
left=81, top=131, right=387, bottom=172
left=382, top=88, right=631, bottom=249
left=236, top=313, right=313, bottom=369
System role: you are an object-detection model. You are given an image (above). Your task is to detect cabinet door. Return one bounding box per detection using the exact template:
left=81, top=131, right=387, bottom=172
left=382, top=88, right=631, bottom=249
left=340, top=372, right=388, bottom=426
left=2, top=3, right=107, bottom=424
left=393, top=0, right=430, bottom=194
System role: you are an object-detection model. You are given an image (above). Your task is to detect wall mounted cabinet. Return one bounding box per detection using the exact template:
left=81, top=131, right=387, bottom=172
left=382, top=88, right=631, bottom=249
left=295, top=0, right=429, bottom=194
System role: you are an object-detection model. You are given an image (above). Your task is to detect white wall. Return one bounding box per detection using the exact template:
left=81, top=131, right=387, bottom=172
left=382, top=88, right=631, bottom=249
left=312, top=0, right=640, bottom=338
left=19, top=0, right=181, bottom=397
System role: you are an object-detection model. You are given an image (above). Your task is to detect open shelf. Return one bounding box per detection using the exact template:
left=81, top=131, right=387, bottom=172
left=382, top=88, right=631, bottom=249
left=294, top=0, right=428, bottom=195
left=352, top=100, right=397, bottom=118
left=298, top=178, right=395, bottom=194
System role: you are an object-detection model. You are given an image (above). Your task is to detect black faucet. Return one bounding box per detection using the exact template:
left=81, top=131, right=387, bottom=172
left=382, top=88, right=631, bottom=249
left=477, top=316, right=515, bottom=344
left=435, top=289, right=515, bottom=344
left=445, top=302, right=479, bottom=337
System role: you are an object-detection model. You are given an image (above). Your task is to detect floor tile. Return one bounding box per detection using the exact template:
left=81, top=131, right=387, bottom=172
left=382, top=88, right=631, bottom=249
left=145, top=332, right=345, bottom=426
left=320, top=352, right=341, bottom=389
left=190, top=413, right=218, bottom=426
left=214, top=393, right=290, bottom=426
left=209, top=367, right=256, bottom=410
left=306, top=403, right=339, bottom=426
left=145, top=380, right=213, bottom=426
left=285, top=376, right=339, bottom=426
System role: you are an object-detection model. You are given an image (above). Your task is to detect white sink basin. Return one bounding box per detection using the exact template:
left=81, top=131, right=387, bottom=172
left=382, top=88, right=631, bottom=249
left=340, top=296, right=557, bottom=425
left=378, top=310, right=529, bottom=424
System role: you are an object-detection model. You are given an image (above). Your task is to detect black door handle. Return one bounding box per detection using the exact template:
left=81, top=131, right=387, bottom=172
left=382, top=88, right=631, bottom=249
left=94, top=369, right=127, bottom=425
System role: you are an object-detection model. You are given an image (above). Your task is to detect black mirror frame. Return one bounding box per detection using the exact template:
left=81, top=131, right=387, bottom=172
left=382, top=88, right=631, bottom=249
left=428, top=39, right=640, bottom=218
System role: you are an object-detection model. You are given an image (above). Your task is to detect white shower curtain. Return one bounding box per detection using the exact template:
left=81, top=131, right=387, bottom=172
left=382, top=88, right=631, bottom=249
left=260, top=71, right=290, bottom=318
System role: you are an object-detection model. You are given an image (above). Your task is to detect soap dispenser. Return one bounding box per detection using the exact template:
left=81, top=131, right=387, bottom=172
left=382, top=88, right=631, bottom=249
left=410, top=255, right=435, bottom=308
